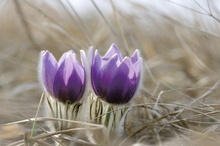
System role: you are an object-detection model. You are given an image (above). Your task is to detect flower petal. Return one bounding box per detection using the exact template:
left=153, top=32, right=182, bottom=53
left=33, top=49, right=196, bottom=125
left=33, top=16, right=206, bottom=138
left=91, top=50, right=102, bottom=95
left=106, top=58, right=136, bottom=104
left=122, top=57, right=136, bottom=79
left=58, top=50, right=76, bottom=67
left=53, top=70, right=66, bottom=101
left=53, top=55, right=69, bottom=101
left=53, top=51, right=85, bottom=102
left=95, top=54, right=119, bottom=98
left=39, top=51, right=57, bottom=96
left=103, top=44, right=123, bottom=61
left=133, top=58, right=142, bottom=80
left=66, top=59, right=85, bottom=103
left=131, top=49, right=140, bottom=64
left=60, top=52, right=76, bottom=85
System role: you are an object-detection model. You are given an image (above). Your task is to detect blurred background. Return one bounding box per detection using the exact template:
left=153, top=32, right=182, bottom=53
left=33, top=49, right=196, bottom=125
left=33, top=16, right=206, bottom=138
left=1, top=0, right=220, bottom=145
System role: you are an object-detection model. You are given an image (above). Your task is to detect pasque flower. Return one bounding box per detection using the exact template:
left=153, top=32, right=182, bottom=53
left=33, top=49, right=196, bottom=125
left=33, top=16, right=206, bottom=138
left=91, top=44, right=142, bottom=104
left=39, top=50, right=86, bottom=103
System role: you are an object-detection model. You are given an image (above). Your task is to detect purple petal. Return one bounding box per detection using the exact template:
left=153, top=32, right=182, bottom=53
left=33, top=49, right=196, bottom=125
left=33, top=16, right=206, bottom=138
left=133, top=58, right=142, bottom=81
left=95, top=54, right=119, bottom=98
left=122, top=57, right=136, bottom=79
left=53, top=70, right=66, bottom=101
left=53, top=52, right=85, bottom=102
left=58, top=50, right=76, bottom=67
left=131, top=49, right=140, bottom=64
left=66, top=59, right=85, bottom=102
left=53, top=55, right=69, bottom=101
left=103, top=44, right=123, bottom=61
left=106, top=58, right=137, bottom=104
left=121, top=79, right=138, bottom=103
left=39, top=51, right=57, bottom=96
left=91, top=50, right=102, bottom=95
left=72, top=58, right=85, bottom=85
left=59, top=52, right=76, bottom=85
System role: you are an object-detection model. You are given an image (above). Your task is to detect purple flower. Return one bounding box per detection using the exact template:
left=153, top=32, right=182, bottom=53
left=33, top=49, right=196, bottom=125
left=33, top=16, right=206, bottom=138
left=91, top=44, right=142, bottom=104
left=39, top=50, right=86, bottom=103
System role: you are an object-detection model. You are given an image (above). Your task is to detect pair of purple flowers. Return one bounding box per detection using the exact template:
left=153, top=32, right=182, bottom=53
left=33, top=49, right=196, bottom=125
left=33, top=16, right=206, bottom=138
left=39, top=44, right=142, bottom=104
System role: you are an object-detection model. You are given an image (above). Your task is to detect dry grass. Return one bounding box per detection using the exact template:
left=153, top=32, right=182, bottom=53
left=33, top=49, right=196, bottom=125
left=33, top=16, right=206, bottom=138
left=1, top=0, right=220, bottom=145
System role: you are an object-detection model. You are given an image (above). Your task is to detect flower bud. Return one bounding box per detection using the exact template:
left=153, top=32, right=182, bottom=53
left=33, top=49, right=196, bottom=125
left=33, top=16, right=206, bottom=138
left=91, top=44, right=142, bottom=104
left=39, top=50, right=86, bottom=103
